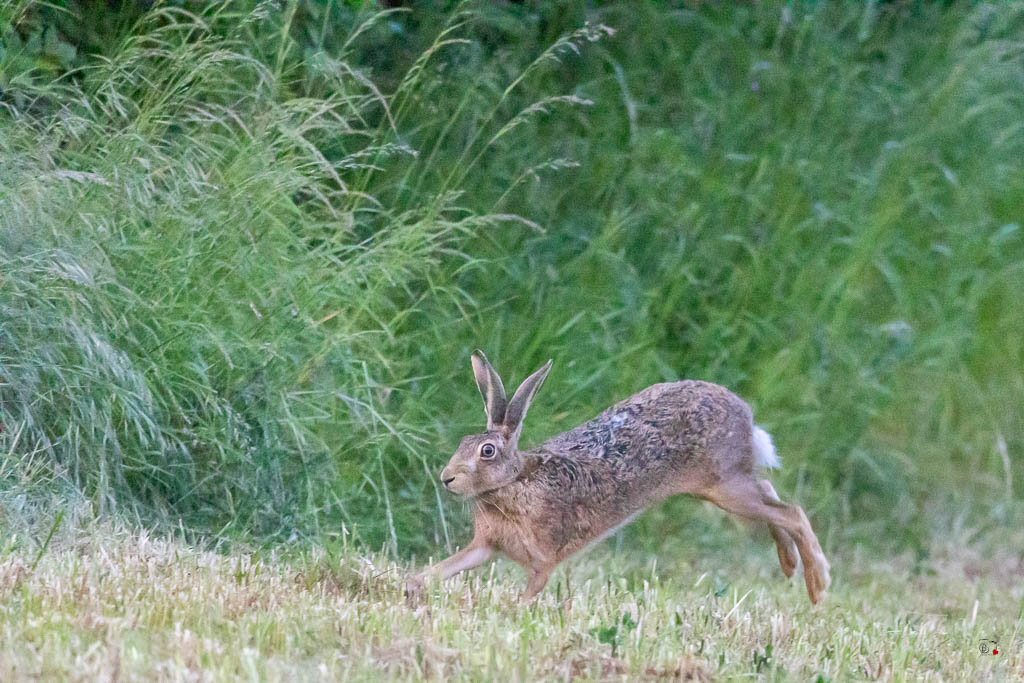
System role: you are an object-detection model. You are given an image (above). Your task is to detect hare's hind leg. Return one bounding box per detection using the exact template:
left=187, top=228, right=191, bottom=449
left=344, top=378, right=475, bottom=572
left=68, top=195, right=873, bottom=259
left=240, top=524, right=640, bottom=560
left=704, top=478, right=831, bottom=604
left=757, top=480, right=800, bottom=578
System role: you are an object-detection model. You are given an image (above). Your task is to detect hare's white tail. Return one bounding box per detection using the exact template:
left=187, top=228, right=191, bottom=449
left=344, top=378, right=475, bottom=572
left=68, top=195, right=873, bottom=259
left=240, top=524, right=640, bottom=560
left=752, top=426, right=780, bottom=469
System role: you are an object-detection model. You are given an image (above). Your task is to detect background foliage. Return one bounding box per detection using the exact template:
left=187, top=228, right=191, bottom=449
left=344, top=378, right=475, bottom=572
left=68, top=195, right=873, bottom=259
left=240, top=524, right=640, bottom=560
left=2, top=0, right=1022, bottom=558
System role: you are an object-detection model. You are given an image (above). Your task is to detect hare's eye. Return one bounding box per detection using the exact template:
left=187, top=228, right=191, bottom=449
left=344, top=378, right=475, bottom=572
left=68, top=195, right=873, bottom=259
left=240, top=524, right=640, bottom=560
left=480, top=443, right=496, bottom=459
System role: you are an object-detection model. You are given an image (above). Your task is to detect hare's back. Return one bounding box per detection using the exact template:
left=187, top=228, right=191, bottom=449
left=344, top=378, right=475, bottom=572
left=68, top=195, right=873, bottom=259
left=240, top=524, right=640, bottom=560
left=634, top=380, right=753, bottom=444
left=550, top=380, right=752, bottom=462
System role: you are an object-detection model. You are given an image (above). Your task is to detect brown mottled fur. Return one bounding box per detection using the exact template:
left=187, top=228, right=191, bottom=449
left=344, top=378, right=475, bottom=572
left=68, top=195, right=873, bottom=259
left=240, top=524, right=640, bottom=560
left=407, top=351, right=831, bottom=604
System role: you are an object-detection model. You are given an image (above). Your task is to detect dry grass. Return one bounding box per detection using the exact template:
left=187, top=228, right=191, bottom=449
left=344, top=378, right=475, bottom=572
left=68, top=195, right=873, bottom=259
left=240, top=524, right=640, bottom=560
left=1, top=523, right=1021, bottom=681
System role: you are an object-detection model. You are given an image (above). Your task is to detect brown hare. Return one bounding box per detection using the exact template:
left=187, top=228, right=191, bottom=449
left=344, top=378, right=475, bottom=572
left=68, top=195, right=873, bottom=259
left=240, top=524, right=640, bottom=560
left=407, top=350, right=831, bottom=604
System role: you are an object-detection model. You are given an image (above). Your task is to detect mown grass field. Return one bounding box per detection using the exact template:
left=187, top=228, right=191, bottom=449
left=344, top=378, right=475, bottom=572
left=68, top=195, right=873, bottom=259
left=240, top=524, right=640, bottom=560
left=1, top=519, right=1022, bottom=681
left=2, top=0, right=1024, bottom=679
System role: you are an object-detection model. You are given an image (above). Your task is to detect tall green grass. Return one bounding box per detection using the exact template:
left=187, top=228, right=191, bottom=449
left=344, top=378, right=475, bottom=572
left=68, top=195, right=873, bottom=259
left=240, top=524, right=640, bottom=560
left=2, top=1, right=1022, bottom=555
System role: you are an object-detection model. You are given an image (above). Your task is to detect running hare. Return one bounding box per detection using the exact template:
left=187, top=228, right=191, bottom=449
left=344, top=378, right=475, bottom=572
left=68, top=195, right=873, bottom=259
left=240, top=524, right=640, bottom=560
left=407, top=351, right=831, bottom=603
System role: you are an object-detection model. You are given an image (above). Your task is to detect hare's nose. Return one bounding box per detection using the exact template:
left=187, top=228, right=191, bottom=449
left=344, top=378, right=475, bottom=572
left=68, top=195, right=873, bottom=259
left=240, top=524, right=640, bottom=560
left=440, top=467, right=455, bottom=487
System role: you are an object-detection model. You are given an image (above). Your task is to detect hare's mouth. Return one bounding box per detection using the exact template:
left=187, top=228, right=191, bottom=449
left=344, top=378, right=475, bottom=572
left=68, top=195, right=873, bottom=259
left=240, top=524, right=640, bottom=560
left=444, top=479, right=465, bottom=495
left=440, top=473, right=474, bottom=497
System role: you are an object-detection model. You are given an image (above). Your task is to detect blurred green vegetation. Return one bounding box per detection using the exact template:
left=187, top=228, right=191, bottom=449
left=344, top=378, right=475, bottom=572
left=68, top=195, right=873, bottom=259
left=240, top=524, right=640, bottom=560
left=2, top=1, right=1022, bottom=557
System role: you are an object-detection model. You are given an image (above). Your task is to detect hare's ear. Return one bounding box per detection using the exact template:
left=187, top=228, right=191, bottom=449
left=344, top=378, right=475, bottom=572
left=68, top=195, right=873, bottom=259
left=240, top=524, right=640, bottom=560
left=503, top=359, right=553, bottom=441
left=471, top=350, right=506, bottom=430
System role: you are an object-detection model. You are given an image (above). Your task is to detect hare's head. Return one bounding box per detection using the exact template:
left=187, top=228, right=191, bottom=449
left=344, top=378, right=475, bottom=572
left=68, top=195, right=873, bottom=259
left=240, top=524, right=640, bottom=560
left=440, top=350, right=552, bottom=497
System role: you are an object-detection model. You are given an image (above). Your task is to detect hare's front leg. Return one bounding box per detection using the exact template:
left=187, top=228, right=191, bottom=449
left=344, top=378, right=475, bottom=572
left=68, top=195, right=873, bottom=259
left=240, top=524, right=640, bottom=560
left=521, top=564, right=555, bottom=603
left=406, top=539, right=493, bottom=598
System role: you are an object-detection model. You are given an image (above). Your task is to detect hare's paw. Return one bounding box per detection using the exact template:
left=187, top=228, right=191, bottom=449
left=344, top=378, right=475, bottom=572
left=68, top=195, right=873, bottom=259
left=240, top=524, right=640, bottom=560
left=404, top=574, right=426, bottom=603
left=815, top=551, right=832, bottom=592
left=803, top=553, right=831, bottom=604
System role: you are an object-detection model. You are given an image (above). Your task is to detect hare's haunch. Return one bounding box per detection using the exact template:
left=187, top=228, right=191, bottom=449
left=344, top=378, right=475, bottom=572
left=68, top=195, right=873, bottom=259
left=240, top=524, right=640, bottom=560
left=408, top=351, right=831, bottom=604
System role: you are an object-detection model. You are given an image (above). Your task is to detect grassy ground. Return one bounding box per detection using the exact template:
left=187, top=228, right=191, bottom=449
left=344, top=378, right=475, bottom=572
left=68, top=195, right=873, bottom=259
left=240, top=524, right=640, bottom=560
left=1, top=519, right=1021, bottom=681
